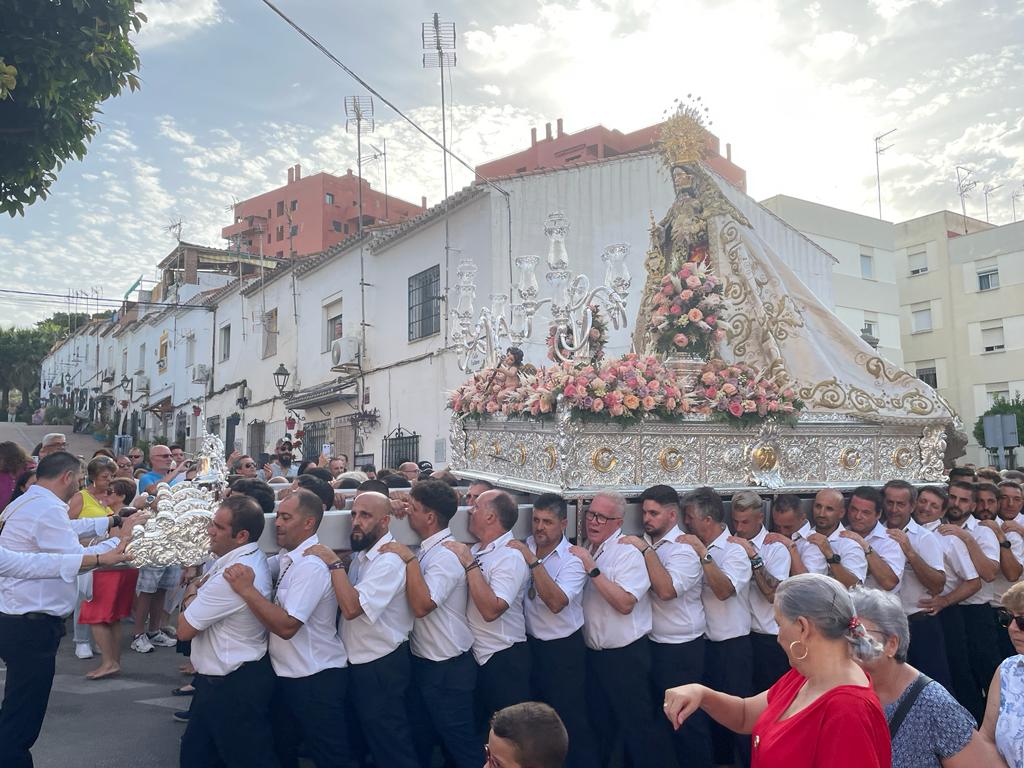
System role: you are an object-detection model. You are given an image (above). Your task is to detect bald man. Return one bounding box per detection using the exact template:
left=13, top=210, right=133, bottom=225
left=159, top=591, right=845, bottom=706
left=307, top=492, right=418, bottom=768
left=788, top=489, right=867, bottom=587
left=399, top=462, right=420, bottom=483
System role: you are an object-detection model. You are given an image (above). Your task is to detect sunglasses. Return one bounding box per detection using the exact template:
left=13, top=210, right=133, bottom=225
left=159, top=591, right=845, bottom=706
left=998, top=610, right=1024, bottom=631
left=241, top=462, right=256, bottom=468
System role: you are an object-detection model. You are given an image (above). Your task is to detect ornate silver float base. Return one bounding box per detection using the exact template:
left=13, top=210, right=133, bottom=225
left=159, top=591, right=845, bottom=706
left=449, top=411, right=946, bottom=499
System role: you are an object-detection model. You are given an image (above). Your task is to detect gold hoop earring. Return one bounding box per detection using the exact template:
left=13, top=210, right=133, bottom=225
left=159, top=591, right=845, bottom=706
left=789, top=640, right=809, bottom=661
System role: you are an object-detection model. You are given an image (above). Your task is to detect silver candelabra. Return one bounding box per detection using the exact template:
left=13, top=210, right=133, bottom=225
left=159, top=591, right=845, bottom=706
left=450, top=212, right=631, bottom=372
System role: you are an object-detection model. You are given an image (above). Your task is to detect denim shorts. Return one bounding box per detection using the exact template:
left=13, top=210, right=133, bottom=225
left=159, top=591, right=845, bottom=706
left=135, top=565, right=182, bottom=594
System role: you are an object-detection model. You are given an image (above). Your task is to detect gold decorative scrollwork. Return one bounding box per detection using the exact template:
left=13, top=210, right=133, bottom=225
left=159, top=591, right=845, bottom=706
left=592, top=447, right=618, bottom=474
left=659, top=447, right=684, bottom=472
left=491, top=441, right=502, bottom=457
left=468, top=440, right=478, bottom=460
left=751, top=445, right=778, bottom=471
left=544, top=445, right=557, bottom=471
left=513, top=443, right=527, bottom=467
left=840, top=447, right=861, bottom=469
left=892, top=447, right=913, bottom=469
left=858, top=354, right=917, bottom=385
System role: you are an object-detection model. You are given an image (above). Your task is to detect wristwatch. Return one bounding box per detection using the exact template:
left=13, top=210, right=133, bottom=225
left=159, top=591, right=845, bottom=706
left=865, top=546, right=875, bottom=556
left=750, top=555, right=765, bottom=570
left=327, top=561, right=346, bottom=571
left=825, top=553, right=842, bottom=565
left=700, top=553, right=714, bottom=565
left=1000, top=540, right=1012, bottom=549
left=587, top=567, right=601, bottom=578
left=529, top=559, right=544, bottom=569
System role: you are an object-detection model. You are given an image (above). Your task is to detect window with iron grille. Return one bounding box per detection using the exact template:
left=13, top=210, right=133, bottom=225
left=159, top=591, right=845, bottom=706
left=916, top=366, right=937, bottom=388
left=383, top=426, right=419, bottom=469
left=247, top=420, right=266, bottom=458
left=303, top=419, right=331, bottom=462
left=408, top=265, right=441, bottom=341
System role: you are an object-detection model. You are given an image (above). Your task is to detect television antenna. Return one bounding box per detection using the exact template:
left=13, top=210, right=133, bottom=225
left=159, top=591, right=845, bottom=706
left=166, top=217, right=184, bottom=243
left=344, top=95, right=374, bottom=236
left=955, top=166, right=978, bottom=234
left=873, top=129, right=896, bottom=220
left=982, top=184, right=1003, bottom=223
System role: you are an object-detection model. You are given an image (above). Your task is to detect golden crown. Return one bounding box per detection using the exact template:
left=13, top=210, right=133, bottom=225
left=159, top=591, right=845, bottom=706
left=658, top=95, right=712, bottom=167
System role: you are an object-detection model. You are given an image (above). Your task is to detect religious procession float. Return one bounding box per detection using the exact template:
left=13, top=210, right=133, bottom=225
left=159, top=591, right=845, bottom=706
left=447, top=103, right=965, bottom=499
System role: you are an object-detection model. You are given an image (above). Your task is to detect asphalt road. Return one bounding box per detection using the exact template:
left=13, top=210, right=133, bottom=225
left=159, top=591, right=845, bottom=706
left=2, top=622, right=188, bottom=768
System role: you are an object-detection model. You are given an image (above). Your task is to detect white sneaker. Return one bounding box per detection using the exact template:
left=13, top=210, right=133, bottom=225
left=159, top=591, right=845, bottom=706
left=131, top=633, right=155, bottom=653
left=74, top=642, right=94, bottom=659
left=147, top=630, right=177, bottom=648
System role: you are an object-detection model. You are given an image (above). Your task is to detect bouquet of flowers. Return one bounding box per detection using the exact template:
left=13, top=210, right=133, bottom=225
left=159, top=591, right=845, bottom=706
left=690, top=359, right=804, bottom=426
left=647, top=261, right=726, bottom=358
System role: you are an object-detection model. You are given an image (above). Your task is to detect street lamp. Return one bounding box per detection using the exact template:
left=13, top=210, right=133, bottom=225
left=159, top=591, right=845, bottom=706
left=273, top=364, right=291, bottom=397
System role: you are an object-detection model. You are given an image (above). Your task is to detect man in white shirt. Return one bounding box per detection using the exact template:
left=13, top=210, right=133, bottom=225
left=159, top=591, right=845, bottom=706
left=728, top=490, right=792, bottom=694
left=842, top=486, right=906, bottom=592
left=789, top=488, right=868, bottom=587
left=224, top=489, right=353, bottom=768
left=568, top=491, right=672, bottom=768
left=621, top=484, right=710, bottom=768
left=177, top=494, right=276, bottom=768
left=998, top=479, right=1024, bottom=526
left=380, top=479, right=481, bottom=768
left=881, top=480, right=950, bottom=689
left=0, top=542, right=128, bottom=580
left=940, top=480, right=1002, bottom=722
left=444, top=490, right=530, bottom=729
left=315, top=491, right=418, bottom=768
left=678, top=487, right=753, bottom=768
left=913, top=484, right=987, bottom=721
left=507, top=493, right=599, bottom=768
left=0, top=451, right=125, bottom=768
left=977, top=482, right=1024, bottom=660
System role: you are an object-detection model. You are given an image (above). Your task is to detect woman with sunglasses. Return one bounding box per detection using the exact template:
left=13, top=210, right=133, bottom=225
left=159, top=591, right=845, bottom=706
left=982, top=580, right=1024, bottom=768
left=850, top=587, right=1003, bottom=767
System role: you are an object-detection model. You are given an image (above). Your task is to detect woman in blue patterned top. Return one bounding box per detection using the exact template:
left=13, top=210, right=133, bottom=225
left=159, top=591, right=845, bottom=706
left=851, top=587, right=1006, bottom=767
left=983, top=580, right=1024, bottom=768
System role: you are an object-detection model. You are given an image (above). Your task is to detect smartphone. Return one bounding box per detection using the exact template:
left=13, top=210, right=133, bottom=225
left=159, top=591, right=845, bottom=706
left=233, top=438, right=243, bottom=454
left=257, top=452, right=271, bottom=467
left=322, top=443, right=333, bottom=458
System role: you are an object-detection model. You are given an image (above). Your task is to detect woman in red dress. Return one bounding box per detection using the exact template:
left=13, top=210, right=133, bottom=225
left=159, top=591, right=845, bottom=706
left=664, top=572, right=892, bottom=767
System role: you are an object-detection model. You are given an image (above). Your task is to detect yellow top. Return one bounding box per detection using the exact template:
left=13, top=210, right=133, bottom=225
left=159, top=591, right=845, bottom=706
left=79, top=489, right=112, bottom=518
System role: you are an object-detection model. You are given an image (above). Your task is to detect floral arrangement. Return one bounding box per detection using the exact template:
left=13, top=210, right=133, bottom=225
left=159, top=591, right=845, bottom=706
left=647, top=260, right=725, bottom=358
left=690, top=359, right=804, bottom=426
left=546, top=304, right=608, bottom=364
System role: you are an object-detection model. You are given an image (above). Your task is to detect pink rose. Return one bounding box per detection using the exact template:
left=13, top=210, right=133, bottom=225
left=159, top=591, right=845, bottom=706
left=701, top=372, right=716, bottom=385
left=665, top=397, right=676, bottom=411
left=591, top=398, right=605, bottom=413
left=642, top=396, right=657, bottom=411
left=722, top=383, right=737, bottom=396
left=728, top=401, right=744, bottom=417
left=669, top=305, right=683, bottom=315
left=705, top=387, right=718, bottom=399
left=648, top=380, right=661, bottom=391
left=685, top=275, right=702, bottom=289
left=564, top=384, right=577, bottom=398
left=661, top=285, right=674, bottom=295
left=623, top=394, right=640, bottom=410
left=680, top=289, right=694, bottom=301
left=673, top=333, right=689, bottom=348
left=589, top=328, right=601, bottom=340
left=767, top=400, right=779, bottom=412
left=609, top=404, right=624, bottom=417
left=742, top=399, right=756, bottom=413
left=687, top=308, right=703, bottom=322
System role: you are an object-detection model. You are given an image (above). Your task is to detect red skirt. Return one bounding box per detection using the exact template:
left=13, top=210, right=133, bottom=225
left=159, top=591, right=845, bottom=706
left=79, top=569, right=140, bottom=624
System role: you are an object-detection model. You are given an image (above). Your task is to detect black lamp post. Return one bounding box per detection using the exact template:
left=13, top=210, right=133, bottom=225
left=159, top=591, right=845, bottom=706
left=273, top=364, right=291, bottom=396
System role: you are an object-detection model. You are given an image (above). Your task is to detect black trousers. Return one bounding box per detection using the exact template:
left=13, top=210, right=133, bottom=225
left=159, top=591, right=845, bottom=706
left=940, top=604, right=983, bottom=721
left=705, top=635, right=753, bottom=768
left=180, top=655, right=278, bottom=768
left=273, top=667, right=354, bottom=768
left=0, top=613, right=64, bottom=768
left=907, top=612, right=953, bottom=692
left=529, top=631, right=601, bottom=768
left=961, top=603, right=1002, bottom=716
left=348, top=642, right=419, bottom=768
left=587, top=638, right=676, bottom=768
left=649, top=637, right=712, bottom=768
left=476, top=641, right=531, bottom=730
left=750, top=632, right=790, bottom=694
left=409, top=652, right=481, bottom=768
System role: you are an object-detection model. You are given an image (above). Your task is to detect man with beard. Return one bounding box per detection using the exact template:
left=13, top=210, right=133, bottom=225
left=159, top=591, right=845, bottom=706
left=621, top=484, right=709, bottom=768
left=380, top=480, right=481, bottom=768
left=975, top=482, right=1024, bottom=660
left=939, top=480, right=1001, bottom=721
left=507, top=493, right=599, bottom=768
left=307, top=491, right=417, bottom=768
left=790, top=489, right=867, bottom=587
left=262, top=439, right=298, bottom=481
left=880, top=480, right=949, bottom=688
left=225, top=490, right=353, bottom=768
left=840, top=486, right=905, bottom=592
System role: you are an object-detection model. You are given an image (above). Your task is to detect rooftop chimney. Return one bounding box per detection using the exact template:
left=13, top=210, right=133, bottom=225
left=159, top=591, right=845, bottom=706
left=421, top=196, right=427, bottom=209
left=531, top=127, right=537, bottom=146
left=294, top=163, right=301, bottom=181
left=287, top=167, right=294, bottom=184
left=545, top=122, right=552, bottom=140
left=726, top=143, right=732, bottom=162
left=556, top=118, right=564, bottom=137
left=347, top=168, right=353, bottom=176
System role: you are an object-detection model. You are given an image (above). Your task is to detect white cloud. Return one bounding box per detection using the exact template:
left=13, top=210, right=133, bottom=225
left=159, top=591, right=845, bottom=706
left=798, top=30, right=867, bottom=62
left=135, top=0, right=223, bottom=48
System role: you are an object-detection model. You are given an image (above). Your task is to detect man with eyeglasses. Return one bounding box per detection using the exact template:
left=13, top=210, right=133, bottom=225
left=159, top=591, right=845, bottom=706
left=138, top=444, right=189, bottom=494
left=568, top=491, right=672, bottom=768
left=127, top=447, right=148, bottom=472
left=37, top=433, right=67, bottom=460
left=232, top=455, right=260, bottom=480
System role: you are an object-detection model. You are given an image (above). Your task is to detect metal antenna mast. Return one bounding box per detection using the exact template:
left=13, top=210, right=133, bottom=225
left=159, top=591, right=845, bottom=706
left=422, top=12, right=457, bottom=345
left=983, top=184, right=1003, bottom=223
left=874, top=129, right=896, bottom=220
left=366, top=140, right=388, bottom=220
left=345, top=95, right=375, bottom=236
left=955, top=166, right=978, bottom=234
left=1013, top=188, right=1024, bottom=223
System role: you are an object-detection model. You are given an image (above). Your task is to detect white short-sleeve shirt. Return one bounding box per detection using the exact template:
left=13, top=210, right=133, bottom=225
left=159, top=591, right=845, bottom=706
left=898, top=520, right=946, bottom=615
left=863, top=521, right=907, bottom=593
left=185, top=543, right=271, bottom=676
left=644, top=525, right=704, bottom=644
left=747, top=527, right=791, bottom=635
left=524, top=535, right=586, bottom=642
left=582, top=529, right=652, bottom=650
left=410, top=528, right=474, bottom=662
left=467, top=530, right=529, bottom=664
left=993, top=521, right=1024, bottom=607
left=341, top=531, right=414, bottom=664
left=958, top=517, right=1001, bottom=606
left=919, top=518, right=979, bottom=597
left=269, top=534, right=347, bottom=678
left=700, top=527, right=753, bottom=642
left=793, top=521, right=868, bottom=583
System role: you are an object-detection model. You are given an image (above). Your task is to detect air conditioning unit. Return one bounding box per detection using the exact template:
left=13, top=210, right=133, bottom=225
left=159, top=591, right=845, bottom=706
left=135, top=375, right=150, bottom=392
left=331, top=336, right=360, bottom=368
left=192, top=364, right=210, bottom=383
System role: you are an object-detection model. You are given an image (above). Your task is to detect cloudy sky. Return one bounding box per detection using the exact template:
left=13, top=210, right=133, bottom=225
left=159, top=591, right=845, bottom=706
left=2, top=0, right=1022, bottom=326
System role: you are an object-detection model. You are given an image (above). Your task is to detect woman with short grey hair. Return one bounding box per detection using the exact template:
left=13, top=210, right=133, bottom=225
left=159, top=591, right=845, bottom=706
left=664, top=573, right=891, bottom=766
left=852, top=586, right=1005, bottom=767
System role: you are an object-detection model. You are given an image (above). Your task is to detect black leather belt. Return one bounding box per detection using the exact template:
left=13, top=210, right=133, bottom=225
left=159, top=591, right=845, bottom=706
left=0, top=611, right=62, bottom=621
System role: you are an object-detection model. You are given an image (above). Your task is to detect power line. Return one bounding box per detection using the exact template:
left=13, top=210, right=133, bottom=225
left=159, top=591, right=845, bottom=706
left=0, top=287, right=214, bottom=312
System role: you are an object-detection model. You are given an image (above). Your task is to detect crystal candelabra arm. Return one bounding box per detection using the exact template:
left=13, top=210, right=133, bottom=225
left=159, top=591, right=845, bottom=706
left=584, top=285, right=630, bottom=329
